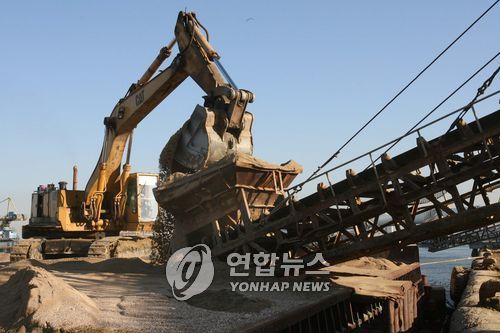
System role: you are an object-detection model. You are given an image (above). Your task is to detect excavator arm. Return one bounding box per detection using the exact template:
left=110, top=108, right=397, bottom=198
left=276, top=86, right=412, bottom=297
left=84, top=12, right=254, bottom=224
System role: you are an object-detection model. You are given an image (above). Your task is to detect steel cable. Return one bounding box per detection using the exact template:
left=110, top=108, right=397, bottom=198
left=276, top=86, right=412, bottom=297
left=303, top=0, right=499, bottom=186
left=373, top=53, right=499, bottom=165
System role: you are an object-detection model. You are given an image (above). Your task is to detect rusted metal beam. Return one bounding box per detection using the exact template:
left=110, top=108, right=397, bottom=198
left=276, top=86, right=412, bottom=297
left=212, top=109, right=500, bottom=262
left=238, top=289, right=353, bottom=333
left=427, top=222, right=500, bottom=252
left=321, top=203, right=500, bottom=264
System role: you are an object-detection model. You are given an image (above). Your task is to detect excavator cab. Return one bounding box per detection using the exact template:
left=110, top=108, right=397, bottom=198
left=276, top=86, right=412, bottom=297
left=123, top=173, right=158, bottom=231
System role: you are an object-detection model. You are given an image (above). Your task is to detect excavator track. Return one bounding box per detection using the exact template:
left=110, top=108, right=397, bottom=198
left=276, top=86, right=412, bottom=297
left=87, top=237, right=120, bottom=259
left=10, top=239, right=43, bottom=262
left=87, top=236, right=153, bottom=259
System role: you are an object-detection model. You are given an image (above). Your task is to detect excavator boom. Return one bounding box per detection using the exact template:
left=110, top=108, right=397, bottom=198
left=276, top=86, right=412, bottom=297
left=84, top=11, right=255, bottom=224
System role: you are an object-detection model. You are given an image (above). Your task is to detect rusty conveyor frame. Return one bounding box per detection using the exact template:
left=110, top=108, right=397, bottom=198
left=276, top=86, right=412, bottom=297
left=427, top=222, right=500, bottom=252
left=210, top=91, right=500, bottom=264
left=240, top=246, right=424, bottom=333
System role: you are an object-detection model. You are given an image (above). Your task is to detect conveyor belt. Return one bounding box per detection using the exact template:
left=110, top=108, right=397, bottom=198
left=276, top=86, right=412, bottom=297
left=210, top=99, right=500, bottom=264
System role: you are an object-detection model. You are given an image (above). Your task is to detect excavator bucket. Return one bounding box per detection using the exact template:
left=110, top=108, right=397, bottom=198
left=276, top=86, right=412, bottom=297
left=159, top=105, right=254, bottom=173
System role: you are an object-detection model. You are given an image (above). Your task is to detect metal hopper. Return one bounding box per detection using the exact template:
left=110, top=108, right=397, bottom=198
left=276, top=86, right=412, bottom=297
left=154, top=153, right=302, bottom=251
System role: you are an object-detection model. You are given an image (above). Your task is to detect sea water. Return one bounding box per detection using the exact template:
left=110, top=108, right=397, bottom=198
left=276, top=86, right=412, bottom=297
left=418, top=245, right=474, bottom=304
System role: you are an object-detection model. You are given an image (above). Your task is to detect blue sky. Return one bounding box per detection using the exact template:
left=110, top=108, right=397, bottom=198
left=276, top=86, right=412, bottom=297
left=0, top=1, right=498, bottom=215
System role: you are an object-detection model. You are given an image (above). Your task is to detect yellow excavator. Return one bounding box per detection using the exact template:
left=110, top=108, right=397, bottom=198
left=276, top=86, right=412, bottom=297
left=11, top=11, right=255, bottom=261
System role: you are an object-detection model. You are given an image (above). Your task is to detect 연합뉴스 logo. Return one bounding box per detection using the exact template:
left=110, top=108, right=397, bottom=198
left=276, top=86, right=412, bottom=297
left=165, top=244, right=214, bottom=301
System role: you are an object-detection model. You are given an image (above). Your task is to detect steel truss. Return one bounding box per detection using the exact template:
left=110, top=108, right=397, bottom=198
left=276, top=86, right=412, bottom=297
left=211, top=97, right=500, bottom=264
left=427, top=222, right=500, bottom=252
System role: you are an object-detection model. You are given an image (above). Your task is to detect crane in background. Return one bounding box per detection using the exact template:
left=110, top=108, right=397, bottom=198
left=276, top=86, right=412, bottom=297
left=0, top=197, right=25, bottom=248
left=0, top=197, right=26, bottom=226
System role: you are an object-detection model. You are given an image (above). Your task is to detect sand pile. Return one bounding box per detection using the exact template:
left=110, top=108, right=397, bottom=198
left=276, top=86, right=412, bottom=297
left=336, top=256, right=402, bottom=270
left=0, top=265, right=98, bottom=331
left=41, top=257, right=160, bottom=274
